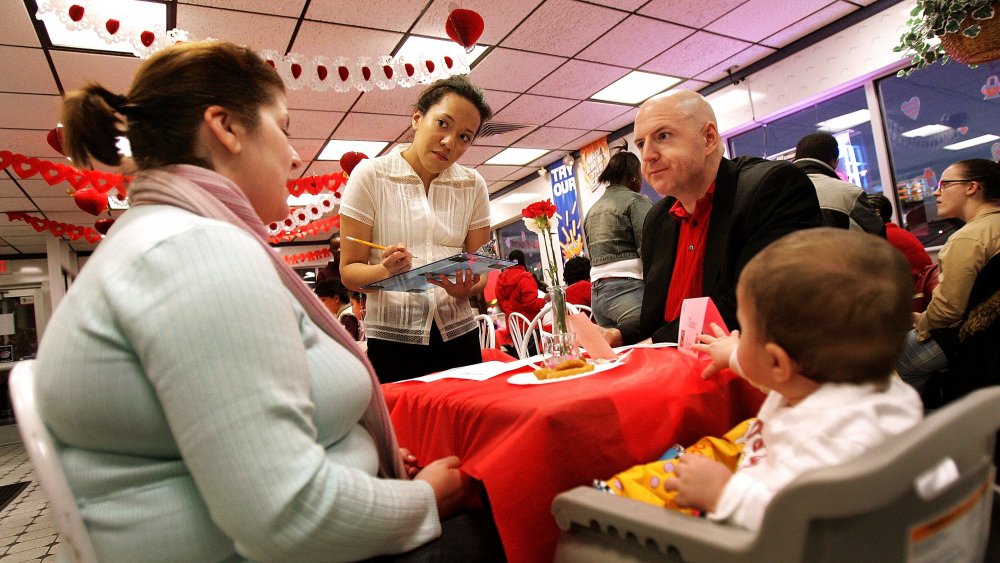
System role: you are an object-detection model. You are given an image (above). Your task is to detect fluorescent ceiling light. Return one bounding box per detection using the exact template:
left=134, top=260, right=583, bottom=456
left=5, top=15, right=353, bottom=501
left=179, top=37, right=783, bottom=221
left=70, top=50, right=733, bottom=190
left=590, top=71, right=681, bottom=105
left=317, top=140, right=389, bottom=161
left=814, top=109, right=870, bottom=133
left=484, top=148, right=550, bottom=166
left=396, top=36, right=488, bottom=66
left=38, top=0, right=168, bottom=54
left=901, top=124, right=951, bottom=137
left=943, top=134, right=999, bottom=151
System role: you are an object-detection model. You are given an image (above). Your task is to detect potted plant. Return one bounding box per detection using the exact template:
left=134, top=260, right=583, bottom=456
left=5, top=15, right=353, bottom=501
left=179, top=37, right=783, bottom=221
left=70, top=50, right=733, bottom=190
left=894, top=0, right=1000, bottom=76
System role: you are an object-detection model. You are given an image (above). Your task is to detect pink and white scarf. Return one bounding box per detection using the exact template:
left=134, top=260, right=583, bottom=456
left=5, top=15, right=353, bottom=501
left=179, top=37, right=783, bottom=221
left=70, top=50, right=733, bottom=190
left=130, top=164, right=406, bottom=479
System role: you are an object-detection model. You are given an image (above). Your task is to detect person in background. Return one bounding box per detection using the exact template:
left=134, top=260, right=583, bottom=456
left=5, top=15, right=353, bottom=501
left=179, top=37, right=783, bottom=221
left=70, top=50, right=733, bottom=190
left=896, top=159, right=1000, bottom=394
left=868, top=194, right=933, bottom=280
left=35, top=41, right=486, bottom=561
left=583, top=148, right=652, bottom=327
left=614, top=229, right=921, bottom=530
left=496, top=249, right=546, bottom=326
left=563, top=255, right=592, bottom=308
left=605, top=90, right=821, bottom=346
left=349, top=291, right=368, bottom=343
left=340, top=76, right=493, bottom=383
left=315, top=232, right=342, bottom=282
left=792, top=132, right=884, bottom=235
left=314, top=278, right=362, bottom=341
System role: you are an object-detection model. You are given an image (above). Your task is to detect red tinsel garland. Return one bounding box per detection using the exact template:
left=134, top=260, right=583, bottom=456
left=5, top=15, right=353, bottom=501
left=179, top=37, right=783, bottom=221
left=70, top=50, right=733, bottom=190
left=283, top=247, right=332, bottom=266
left=6, top=211, right=102, bottom=243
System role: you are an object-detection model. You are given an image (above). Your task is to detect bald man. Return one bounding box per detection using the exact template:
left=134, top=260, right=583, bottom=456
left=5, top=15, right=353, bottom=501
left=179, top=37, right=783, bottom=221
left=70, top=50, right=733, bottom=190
left=607, top=90, right=821, bottom=345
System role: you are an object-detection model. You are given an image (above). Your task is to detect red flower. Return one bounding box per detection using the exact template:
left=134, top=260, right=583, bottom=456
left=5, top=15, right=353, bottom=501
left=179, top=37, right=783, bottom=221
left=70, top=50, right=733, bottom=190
left=521, top=200, right=557, bottom=219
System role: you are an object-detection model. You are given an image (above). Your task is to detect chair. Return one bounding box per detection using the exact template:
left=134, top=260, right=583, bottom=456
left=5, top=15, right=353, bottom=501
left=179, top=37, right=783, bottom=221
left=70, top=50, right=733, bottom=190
left=9, top=361, right=98, bottom=563
left=573, top=304, right=594, bottom=321
left=507, top=312, right=538, bottom=360
left=475, top=313, right=496, bottom=349
left=552, top=386, right=1000, bottom=563
left=520, top=302, right=589, bottom=360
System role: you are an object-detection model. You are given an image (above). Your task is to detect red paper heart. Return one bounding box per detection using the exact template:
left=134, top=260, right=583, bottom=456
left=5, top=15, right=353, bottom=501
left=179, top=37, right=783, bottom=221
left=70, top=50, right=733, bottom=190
left=339, top=151, right=368, bottom=176
left=338, top=66, right=350, bottom=81
left=12, top=156, right=38, bottom=179
left=68, top=4, right=85, bottom=22
left=94, top=218, right=115, bottom=235
left=444, top=56, right=453, bottom=69
left=362, top=66, right=371, bottom=81
left=39, top=163, right=62, bottom=185
left=291, top=63, right=302, bottom=79
left=316, top=65, right=328, bottom=80
left=383, top=65, right=393, bottom=79
left=445, top=8, right=484, bottom=49
left=140, top=31, right=155, bottom=47
left=105, top=19, right=120, bottom=34
left=46, top=127, right=64, bottom=155
left=425, top=60, right=435, bottom=73
left=265, top=59, right=276, bottom=68
left=73, top=187, right=109, bottom=216
left=405, top=63, right=414, bottom=77
left=0, top=150, right=12, bottom=170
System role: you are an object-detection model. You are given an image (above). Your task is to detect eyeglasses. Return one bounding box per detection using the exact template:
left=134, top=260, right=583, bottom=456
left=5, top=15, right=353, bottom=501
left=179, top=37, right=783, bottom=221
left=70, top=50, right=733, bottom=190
left=936, top=179, right=977, bottom=191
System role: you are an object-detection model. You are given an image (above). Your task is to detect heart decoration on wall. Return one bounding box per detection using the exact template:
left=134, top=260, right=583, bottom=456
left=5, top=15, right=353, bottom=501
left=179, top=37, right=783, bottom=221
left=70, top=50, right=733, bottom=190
left=445, top=8, right=485, bottom=51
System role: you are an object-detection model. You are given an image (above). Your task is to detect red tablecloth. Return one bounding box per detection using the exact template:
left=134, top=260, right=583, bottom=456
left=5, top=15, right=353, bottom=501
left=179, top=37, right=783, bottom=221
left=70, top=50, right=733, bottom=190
left=382, top=347, right=765, bottom=563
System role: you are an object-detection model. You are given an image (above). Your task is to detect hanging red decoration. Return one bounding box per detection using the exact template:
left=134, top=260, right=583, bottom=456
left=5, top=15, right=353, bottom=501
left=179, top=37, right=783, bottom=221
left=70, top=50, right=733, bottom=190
left=6, top=212, right=103, bottom=243
left=46, top=126, right=64, bottom=156
left=283, top=248, right=332, bottom=265
left=338, top=152, right=368, bottom=176
left=68, top=4, right=84, bottom=22
left=105, top=19, right=120, bottom=35
left=445, top=8, right=485, bottom=51
left=269, top=215, right=342, bottom=244
left=94, top=218, right=115, bottom=235
left=73, top=187, right=109, bottom=216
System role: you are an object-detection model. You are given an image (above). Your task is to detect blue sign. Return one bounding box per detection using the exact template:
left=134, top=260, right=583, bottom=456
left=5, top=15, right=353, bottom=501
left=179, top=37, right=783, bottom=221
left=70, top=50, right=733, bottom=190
left=547, top=162, right=584, bottom=259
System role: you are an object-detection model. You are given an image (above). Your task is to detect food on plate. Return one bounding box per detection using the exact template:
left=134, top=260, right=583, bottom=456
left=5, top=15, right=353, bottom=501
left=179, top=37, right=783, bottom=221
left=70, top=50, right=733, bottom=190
left=533, top=358, right=594, bottom=380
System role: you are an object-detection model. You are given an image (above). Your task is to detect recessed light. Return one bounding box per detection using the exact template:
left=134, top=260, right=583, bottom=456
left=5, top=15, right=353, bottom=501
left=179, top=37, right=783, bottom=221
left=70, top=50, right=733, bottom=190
left=590, top=71, right=681, bottom=105
left=484, top=148, right=550, bottom=166
left=943, top=134, right=999, bottom=151
left=901, top=124, right=951, bottom=137
left=317, top=140, right=389, bottom=161
left=37, top=0, right=168, bottom=54
left=396, top=36, right=488, bottom=66
left=815, top=110, right=870, bottom=133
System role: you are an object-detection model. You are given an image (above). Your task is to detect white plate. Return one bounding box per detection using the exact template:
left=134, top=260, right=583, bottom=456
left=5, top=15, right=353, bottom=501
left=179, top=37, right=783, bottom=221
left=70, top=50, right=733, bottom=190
left=507, top=356, right=628, bottom=385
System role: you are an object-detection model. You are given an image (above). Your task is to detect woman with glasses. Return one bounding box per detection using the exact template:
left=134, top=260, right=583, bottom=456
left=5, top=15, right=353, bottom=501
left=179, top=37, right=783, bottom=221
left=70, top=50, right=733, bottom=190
left=897, top=158, right=1000, bottom=396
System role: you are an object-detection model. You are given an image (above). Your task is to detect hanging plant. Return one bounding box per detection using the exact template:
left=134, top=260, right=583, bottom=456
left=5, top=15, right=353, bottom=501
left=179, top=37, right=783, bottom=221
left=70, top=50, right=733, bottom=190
left=894, top=0, right=999, bottom=76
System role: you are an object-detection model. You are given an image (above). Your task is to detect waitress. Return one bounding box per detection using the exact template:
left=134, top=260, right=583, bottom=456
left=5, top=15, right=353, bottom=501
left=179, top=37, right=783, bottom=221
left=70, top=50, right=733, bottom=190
left=340, top=76, right=493, bottom=382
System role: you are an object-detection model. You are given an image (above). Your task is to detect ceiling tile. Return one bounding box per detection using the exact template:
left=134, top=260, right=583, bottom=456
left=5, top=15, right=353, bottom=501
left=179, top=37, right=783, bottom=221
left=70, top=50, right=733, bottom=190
left=471, top=125, right=537, bottom=148
left=501, top=0, right=628, bottom=57
left=0, top=46, right=59, bottom=94
left=0, top=129, right=64, bottom=159
left=513, top=126, right=589, bottom=149
left=411, top=0, right=546, bottom=45
left=6, top=244, right=47, bottom=254
left=289, top=109, right=345, bottom=139
left=638, top=0, right=745, bottom=28
left=334, top=112, right=410, bottom=141
left=290, top=139, right=327, bottom=162
left=47, top=212, right=102, bottom=224
left=576, top=15, right=692, bottom=67
left=0, top=179, right=23, bottom=198
left=0, top=0, right=41, bottom=47
left=285, top=85, right=361, bottom=111
left=0, top=93, right=61, bottom=130
left=50, top=51, right=142, bottom=95
left=291, top=20, right=402, bottom=60
left=548, top=101, right=632, bottom=130
left=0, top=196, right=34, bottom=212
left=179, top=1, right=307, bottom=18
left=469, top=48, right=566, bottom=93
left=303, top=161, right=346, bottom=176
left=528, top=60, right=630, bottom=100
left=477, top=165, right=523, bottom=181
left=561, top=129, right=612, bottom=151
left=641, top=32, right=751, bottom=79
left=762, top=1, right=859, bottom=48
left=458, top=145, right=504, bottom=167
left=19, top=179, right=69, bottom=200
left=176, top=5, right=299, bottom=51
left=306, top=0, right=426, bottom=32
left=695, top=44, right=777, bottom=83
left=705, top=0, right=834, bottom=43
left=29, top=197, right=84, bottom=212
left=354, top=86, right=421, bottom=115
left=593, top=0, right=648, bottom=9
left=493, top=94, right=577, bottom=126
left=596, top=107, right=638, bottom=134
left=487, top=180, right=514, bottom=194
left=0, top=224, right=40, bottom=237
left=482, top=90, right=519, bottom=113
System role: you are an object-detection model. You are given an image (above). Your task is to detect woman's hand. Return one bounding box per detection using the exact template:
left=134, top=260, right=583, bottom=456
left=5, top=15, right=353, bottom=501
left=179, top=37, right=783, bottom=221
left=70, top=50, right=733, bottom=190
left=692, top=323, right=740, bottom=380
left=428, top=269, right=481, bottom=300
left=380, top=244, right=413, bottom=276
left=662, top=454, right=732, bottom=512
left=414, top=456, right=478, bottom=520
left=400, top=447, right=420, bottom=479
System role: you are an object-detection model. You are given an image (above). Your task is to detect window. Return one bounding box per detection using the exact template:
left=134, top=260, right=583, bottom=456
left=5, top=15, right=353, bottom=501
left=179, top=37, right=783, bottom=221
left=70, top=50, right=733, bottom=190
left=727, top=87, right=884, bottom=196
left=495, top=220, right=544, bottom=283
left=876, top=62, right=1000, bottom=246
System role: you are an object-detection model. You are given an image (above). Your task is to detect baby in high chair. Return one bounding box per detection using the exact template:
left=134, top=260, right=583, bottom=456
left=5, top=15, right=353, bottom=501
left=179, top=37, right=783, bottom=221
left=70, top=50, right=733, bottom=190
left=595, top=228, right=924, bottom=530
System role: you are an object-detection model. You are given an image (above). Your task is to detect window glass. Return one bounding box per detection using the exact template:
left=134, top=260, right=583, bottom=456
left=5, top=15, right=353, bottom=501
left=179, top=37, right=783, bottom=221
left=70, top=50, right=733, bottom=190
left=496, top=220, right=543, bottom=282
left=877, top=62, right=1000, bottom=246
left=727, top=87, right=884, bottom=196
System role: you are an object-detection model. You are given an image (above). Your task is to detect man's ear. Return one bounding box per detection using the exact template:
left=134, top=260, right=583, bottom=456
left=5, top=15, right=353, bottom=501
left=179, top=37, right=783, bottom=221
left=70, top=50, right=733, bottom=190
left=764, top=341, right=796, bottom=384
left=203, top=105, right=241, bottom=155
left=703, top=122, right=720, bottom=155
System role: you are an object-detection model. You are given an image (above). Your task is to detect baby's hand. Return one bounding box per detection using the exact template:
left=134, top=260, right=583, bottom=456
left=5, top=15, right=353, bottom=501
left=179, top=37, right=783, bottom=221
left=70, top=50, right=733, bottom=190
left=691, top=323, right=739, bottom=380
left=662, top=454, right=732, bottom=512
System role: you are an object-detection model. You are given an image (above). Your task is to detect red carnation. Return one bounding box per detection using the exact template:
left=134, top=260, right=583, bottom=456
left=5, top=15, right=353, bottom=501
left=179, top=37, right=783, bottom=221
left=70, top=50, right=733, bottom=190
left=521, top=199, right=557, bottom=219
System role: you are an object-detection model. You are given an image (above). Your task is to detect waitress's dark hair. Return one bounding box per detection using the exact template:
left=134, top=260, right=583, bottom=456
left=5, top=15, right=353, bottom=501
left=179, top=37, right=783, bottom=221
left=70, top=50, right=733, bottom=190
left=597, top=143, right=642, bottom=192
left=413, top=75, right=493, bottom=135
left=951, top=159, right=1000, bottom=202
left=62, top=41, right=284, bottom=170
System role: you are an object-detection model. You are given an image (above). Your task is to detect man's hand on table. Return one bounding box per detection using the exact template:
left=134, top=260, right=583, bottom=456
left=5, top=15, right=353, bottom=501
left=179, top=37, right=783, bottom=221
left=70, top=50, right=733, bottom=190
left=414, top=455, right=480, bottom=520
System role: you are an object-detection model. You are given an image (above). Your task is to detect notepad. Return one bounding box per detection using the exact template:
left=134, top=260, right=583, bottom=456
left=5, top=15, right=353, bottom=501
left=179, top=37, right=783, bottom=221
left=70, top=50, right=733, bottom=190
left=677, top=297, right=729, bottom=360
left=361, top=252, right=516, bottom=293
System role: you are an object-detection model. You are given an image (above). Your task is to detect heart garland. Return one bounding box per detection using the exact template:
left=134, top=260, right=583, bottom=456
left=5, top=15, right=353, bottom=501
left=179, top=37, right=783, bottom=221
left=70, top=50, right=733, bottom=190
left=0, top=150, right=129, bottom=196
left=35, top=0, right=471, bottom=93
left=283, top=247, right=332, bottom=266
left=269, top=215, right=342, bottom=245
left=6, top=212, right=103, bottom=243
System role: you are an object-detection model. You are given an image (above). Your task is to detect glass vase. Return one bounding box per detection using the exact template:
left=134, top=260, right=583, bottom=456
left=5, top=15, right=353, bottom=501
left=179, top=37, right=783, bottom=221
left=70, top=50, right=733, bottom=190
left=548, top=284, right=570, bottom=335
left=543, top=331, right=581, bottom=369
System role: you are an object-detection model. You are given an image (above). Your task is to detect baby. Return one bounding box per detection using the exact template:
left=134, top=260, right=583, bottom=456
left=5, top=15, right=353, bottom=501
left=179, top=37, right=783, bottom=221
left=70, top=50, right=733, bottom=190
left=599, top=228, right=923, bottom=530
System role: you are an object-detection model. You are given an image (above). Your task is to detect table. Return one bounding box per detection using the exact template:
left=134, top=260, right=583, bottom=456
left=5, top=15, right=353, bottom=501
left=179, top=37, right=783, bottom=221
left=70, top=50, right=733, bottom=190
left=382, top=347, right=765, bottom=563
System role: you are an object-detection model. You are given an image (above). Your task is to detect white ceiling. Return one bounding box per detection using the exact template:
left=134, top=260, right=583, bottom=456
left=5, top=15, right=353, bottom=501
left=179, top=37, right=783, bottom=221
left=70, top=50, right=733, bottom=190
left=0, top=0, right=878, bottom=255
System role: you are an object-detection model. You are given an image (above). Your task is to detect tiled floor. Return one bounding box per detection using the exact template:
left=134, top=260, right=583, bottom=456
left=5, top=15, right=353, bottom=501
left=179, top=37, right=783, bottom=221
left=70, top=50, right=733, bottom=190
left=0, top=425, right=60, bottom=562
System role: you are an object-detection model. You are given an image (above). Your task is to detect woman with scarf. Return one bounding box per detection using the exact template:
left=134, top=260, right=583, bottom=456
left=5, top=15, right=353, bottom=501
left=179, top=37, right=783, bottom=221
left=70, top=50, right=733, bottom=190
left=34, top=41, right=487, bottom=561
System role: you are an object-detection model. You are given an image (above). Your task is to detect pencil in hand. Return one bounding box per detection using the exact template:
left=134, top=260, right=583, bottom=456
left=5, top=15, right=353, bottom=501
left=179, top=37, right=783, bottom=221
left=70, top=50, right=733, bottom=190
left=346, top=236, right=418, bottom=259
